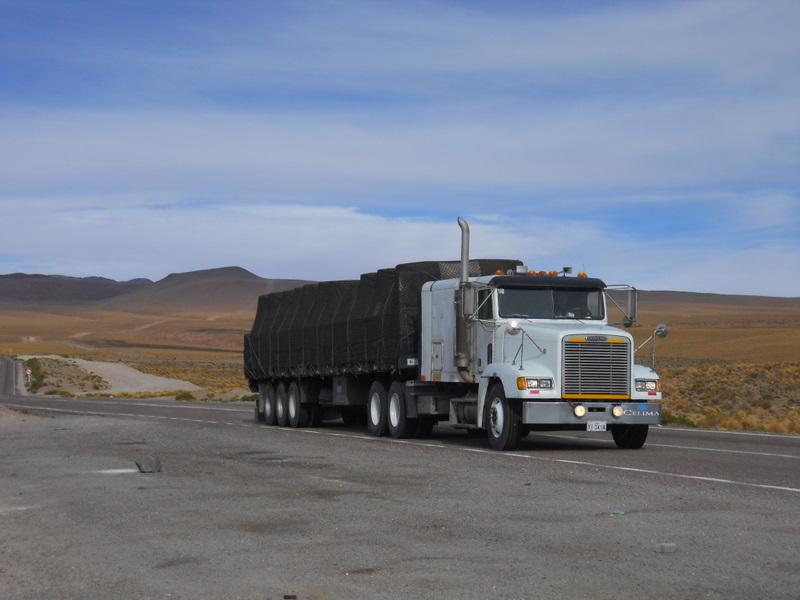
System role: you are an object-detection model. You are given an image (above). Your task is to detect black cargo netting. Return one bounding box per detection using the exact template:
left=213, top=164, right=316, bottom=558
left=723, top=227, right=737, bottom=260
left=244, top=259, right=521, bottom=380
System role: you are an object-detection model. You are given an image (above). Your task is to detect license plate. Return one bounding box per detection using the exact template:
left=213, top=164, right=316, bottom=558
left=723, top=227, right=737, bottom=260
left=586, top=421, right=607, bottom=432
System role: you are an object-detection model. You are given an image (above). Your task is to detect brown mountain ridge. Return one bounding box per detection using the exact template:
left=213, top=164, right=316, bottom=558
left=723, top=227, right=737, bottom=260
left=0, top=267, right=309, bottom=313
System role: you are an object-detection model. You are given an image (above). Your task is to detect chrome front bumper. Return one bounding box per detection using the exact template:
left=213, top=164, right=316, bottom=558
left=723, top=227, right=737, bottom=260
left=522, top=401, right=661, bottom=425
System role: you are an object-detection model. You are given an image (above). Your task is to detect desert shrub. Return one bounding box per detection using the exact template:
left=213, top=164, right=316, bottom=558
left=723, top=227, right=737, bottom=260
left=174, top=391, right=196, bottom=401
left=25, top=358, right=46, bottom=392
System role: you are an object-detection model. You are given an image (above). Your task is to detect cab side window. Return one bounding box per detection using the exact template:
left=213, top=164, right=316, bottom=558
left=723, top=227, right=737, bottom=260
left=477, top=289, right=493, bottom=320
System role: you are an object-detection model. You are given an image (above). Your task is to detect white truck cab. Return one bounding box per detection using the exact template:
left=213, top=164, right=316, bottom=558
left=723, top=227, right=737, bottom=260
left=418, top=241, right=665, bottom=450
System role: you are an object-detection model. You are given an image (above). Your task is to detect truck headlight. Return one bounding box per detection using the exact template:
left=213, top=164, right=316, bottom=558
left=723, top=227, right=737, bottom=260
left=573, top=405, right=587, bottom=418
left=517, top=377, right=554, bottom=390
left=612, top=405, right=624, bottom=418
left=635, top=379, right=658, bottom=392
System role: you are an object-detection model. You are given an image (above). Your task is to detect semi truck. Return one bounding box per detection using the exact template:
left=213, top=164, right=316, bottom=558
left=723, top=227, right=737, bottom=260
left=244, top=217, right=666, bottom=451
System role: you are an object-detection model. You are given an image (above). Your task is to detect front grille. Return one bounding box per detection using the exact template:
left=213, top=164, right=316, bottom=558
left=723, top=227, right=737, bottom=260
left=562, top=338, right=630, bottom=397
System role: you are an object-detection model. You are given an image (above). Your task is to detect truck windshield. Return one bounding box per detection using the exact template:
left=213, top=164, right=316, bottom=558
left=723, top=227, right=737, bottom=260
left=497, top=287, right=605, bottom=320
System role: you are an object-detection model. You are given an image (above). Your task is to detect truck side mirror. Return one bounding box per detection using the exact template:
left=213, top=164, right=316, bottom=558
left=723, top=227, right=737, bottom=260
left=655, top=323, right=669, bottom=338
left=623, top=288, right=638, bottom=328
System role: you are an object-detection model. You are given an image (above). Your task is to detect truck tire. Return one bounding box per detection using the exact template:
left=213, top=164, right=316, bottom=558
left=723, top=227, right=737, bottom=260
left=275, top=382, right=289, bottom=427
left=366, top=380, right=388, bottom=436
left=287, top=380, right=310, bottom=428
left=387, top=381, right=417, bottom=438
left=262, top=383, right=277, bottom=426
left=611, top=424, right=649, bottom=449
left=485, top=383, right=522, bottom=451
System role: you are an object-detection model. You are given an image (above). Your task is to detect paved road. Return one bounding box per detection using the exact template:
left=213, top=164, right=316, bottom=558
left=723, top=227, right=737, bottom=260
left=1, top=367, right=799, bottom=598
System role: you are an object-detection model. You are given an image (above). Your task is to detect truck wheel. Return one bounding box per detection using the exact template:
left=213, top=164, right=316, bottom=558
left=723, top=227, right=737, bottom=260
left=387, top=381, right=417, bottom=438
left=366, top=380, right=388, bottom=436
left=485, top=383, right=522, bottom=451
left=611, top=424, right=649, bottom=449
left=287, top=380, right=310, bottom=428
left=262, top=383, right=277, bottom=426
left=415, top=417, right=435, bottom=439
left=275, top=382, right=289, bottom=427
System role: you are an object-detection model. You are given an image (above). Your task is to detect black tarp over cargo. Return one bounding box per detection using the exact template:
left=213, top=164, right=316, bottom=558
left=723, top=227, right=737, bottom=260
left=244, top=259, right=521, bottom=382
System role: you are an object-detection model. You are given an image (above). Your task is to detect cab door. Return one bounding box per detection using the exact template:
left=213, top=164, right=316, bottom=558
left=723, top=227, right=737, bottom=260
left=474, top=288, right=496, bottom=373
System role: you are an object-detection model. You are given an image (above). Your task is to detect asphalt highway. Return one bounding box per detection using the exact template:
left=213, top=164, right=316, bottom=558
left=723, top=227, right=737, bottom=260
left=1, top=359, right=799, bottom=599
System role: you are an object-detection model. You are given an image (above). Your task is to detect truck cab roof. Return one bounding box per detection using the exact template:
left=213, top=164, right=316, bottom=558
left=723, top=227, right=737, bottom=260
left=488, top=274, right=607, bottom=289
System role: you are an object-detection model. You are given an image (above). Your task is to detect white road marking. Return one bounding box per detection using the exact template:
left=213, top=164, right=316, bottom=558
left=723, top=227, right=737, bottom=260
left=5, top=401, right=800, bottom=495
left=659, top=426, right=800, bottom=440
left=0, top=505, right=38, bottom=515
left=502, top=452, right=800, bottom=494
left=96, top=468, right=139, bottom=474
left=14, top=395, right=250, bottom=413
left=1, top=403, right=220, bottom=425
left=535, top=433, right=800, bottom=460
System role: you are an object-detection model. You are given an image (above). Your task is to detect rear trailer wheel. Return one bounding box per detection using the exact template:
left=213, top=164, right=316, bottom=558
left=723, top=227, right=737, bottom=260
left=262, top=383, right=277, bottom=426
left=387, top=381, right=417, bottom=439
left=485, top=383, right=522, bottom=451
left=275, top=382, right=289, bottom=427
left=287, top=380, right=310, bottom=428
left=611, top=424, right=649, bottom=449
left=366, top=380, right=388, bottom=437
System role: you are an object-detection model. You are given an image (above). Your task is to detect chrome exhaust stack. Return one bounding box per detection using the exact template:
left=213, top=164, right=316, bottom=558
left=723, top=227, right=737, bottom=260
left=458, top=216, right=470, bottom=285
left=455, top=217, right=475, bottom=383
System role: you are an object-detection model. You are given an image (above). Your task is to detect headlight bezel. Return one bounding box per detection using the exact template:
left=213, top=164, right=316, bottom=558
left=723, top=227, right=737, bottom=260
left=635, top=379, right=659, bottom=392
left=516, top=377, right=554, bottom=390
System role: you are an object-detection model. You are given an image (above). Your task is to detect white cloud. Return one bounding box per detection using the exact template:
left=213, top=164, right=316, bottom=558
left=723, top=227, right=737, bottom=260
left=0, top=94, right=797, bottom=199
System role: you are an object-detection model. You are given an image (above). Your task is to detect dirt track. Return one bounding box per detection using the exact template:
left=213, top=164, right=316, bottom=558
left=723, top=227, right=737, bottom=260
left=20, top=355, right=200, bottom=394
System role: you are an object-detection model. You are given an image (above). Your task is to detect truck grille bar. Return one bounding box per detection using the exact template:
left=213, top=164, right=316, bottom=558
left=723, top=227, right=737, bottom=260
left=562, top=337, right=630, bottom=398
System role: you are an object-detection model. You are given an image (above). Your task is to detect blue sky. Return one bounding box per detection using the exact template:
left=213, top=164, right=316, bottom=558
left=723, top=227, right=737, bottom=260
left=0, top=0, right=798, bottom=295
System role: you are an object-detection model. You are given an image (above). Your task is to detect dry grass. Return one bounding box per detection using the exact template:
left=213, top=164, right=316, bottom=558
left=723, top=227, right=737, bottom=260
left=659, top=362, right=800, bottom=433
left=133, top=360, right=247, bottom=393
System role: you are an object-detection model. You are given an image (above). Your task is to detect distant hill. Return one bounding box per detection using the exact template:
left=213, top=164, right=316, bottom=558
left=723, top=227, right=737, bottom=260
left=2, top=267, right=797, bottom=315
left=0, top=273, right=152, bottom=306
left=95, top=266, right=309, bottom=313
